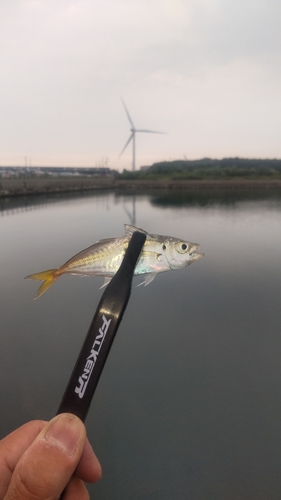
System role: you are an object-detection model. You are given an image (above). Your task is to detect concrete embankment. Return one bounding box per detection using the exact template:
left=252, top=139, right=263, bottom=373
left=0, top=176, right=115, bottom=197
left=1, top=176, right=281, bottom=197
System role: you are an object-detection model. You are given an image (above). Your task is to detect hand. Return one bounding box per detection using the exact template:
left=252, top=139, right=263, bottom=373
left=0, top=413, right=102, bottom=500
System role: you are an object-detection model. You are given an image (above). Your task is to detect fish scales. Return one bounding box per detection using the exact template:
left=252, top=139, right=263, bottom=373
left=62, top=237, right=128, bottom=275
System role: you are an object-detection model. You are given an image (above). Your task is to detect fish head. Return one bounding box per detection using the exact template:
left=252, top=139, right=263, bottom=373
left=163, top=237, right=204, bottom=270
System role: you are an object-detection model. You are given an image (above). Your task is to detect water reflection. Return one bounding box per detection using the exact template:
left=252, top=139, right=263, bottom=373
left=149, top=188, right=281, bottom=207
left=1, top=189, right=281, bottom=500
left=123, top=194, right=136, bottom=225
left=2, top=187, right=281, bottom=217
left=0, top=190, right=112, bottom=217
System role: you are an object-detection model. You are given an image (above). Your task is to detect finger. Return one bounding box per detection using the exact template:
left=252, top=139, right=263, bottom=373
left=0, top=420, right=102, bottom=498
left=0, top=420, right=46, bottom=498
left=62, top=476, right=90, bottom=500
left=4, top=413, right=86, bottom=500
left=75, top=438, right=102, bottom=483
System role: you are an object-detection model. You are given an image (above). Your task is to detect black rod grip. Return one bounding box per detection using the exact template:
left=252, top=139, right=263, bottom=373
left=56, top=231, right=146, bottom=422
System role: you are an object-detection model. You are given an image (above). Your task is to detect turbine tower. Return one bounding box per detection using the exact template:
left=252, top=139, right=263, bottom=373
left=119, top=98, right=165, bottom=171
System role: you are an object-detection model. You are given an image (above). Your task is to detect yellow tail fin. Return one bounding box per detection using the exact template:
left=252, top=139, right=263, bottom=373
left=25, top=269, right=60, bottom=299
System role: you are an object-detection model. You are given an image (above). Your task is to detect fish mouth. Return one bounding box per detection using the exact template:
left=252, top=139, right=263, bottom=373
left=189, top=244, right=204, bottom=261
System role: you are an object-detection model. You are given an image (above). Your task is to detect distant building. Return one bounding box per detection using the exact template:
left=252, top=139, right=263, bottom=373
left=0, top=166, right=114, bottom=177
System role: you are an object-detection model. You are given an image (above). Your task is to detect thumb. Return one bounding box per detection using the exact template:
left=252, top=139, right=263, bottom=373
left=5, top=413, right=86, bottom=500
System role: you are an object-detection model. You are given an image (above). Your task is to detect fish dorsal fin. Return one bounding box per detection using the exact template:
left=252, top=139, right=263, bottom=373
left=124, top=224, right=147, bottom=236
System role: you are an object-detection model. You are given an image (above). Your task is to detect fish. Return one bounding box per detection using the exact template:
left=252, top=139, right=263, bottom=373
left=25, top=224, right=204, bottom=299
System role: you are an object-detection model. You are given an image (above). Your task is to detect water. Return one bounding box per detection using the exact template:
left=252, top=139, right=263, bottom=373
left=1, top=189, right=281, bottom=499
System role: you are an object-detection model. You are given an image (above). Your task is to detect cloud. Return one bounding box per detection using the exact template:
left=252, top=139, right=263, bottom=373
left=0, top=0, right=280, bottom=167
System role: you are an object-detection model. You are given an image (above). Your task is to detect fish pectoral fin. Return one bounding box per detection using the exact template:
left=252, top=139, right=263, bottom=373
left=124, top=224, right=147, bottom=236
left=99, top=276, right=112, bottom=289
left=141, top=250, right=161, bottom=258
left=139, top=250, right=164, bottom=263
left=136, top=272, right=157, bottom=287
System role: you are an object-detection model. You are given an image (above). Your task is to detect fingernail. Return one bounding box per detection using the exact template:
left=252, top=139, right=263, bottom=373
left=44, top=414, right=84, bottom=456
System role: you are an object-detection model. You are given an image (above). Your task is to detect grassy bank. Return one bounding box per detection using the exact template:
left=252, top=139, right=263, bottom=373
left=120, top=158, right=281, bottom=181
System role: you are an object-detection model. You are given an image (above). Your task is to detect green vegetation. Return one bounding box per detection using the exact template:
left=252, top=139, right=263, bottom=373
left=119, top=158, right=281, bottom=180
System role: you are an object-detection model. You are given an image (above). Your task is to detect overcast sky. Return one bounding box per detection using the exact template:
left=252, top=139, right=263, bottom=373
left=1, top=0, right=281, bottom=170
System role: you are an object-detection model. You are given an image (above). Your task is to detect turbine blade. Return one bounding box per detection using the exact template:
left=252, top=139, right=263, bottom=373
left=121, top=98, right=135, bottom=129
left=119, top=133, right=134, bottom=158
left=135, top=129, right=166, bottom=134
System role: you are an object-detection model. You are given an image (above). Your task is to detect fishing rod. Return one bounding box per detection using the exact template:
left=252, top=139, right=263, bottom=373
left=56, top=230, right=146, bottom=422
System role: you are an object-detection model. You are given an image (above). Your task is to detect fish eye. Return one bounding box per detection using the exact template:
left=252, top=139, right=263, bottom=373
left=177, top=242, right=189, bottom=254
left=162, top=243, right=166, bottom=250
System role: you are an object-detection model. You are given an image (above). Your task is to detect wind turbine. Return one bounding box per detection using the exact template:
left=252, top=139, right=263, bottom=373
left=119, top=98, right=165, bottom=171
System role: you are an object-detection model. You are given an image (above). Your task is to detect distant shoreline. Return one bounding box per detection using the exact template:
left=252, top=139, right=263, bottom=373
left=1, top=176, right=281, bottom=197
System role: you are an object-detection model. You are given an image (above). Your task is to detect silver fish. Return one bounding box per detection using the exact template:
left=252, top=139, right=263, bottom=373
left=25, top=224, right=204, bottom=298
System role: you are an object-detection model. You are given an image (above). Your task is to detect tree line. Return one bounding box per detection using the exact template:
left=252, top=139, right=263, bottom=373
left=119, top=158, right=281, bottom=180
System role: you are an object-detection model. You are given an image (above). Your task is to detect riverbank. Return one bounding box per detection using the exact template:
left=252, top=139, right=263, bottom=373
left=0, top=176, right=115, bottom=197
left=1, top=176, right=281, bottom=197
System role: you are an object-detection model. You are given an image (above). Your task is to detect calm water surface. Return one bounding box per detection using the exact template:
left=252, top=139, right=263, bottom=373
left=1, top=189, right=281, bottom=499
